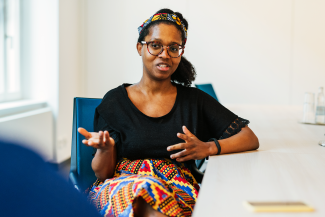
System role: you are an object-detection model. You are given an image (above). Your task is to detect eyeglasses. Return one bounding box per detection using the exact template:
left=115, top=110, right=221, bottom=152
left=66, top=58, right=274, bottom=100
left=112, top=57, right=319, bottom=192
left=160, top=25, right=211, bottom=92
left=141, top=41, right=185, bottom=58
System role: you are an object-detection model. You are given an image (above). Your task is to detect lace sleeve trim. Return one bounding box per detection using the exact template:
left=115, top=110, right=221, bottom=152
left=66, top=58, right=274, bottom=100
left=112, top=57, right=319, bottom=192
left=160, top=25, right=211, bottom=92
left=219, top=117, right=250, bottom=140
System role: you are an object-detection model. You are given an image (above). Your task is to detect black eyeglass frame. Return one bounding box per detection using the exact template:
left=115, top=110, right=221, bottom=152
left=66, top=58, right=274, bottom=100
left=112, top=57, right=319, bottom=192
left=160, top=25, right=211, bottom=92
left=141, top=41, right=185, bottom=58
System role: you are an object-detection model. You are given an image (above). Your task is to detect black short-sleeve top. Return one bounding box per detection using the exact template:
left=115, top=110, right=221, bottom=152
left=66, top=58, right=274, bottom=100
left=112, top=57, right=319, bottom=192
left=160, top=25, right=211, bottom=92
left=94, top=83, right=245, bottom=161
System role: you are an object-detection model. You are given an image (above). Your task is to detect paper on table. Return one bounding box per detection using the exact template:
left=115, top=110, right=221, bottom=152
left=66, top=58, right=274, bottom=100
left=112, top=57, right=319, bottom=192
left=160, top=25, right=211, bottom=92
left=243, top=201, right=314, bottom=212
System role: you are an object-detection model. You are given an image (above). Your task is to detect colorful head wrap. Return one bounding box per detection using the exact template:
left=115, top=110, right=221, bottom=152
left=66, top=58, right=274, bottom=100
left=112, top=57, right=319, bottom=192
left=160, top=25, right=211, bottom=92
left=138, top=13, right=188, bottom=44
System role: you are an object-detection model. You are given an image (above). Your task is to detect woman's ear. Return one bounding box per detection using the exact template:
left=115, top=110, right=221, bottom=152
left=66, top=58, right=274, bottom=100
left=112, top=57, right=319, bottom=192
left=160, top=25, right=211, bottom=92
left=136, top=42, right=142, bottom=56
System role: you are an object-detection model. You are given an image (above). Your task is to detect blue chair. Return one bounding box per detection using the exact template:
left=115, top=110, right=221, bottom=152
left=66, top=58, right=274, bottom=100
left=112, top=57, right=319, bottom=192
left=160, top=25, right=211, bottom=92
left=69, top=97, right=101, bottom=191
left=194, top=83, right=219, bottom=172
left=69, top=98, right=204, bottom=191
left=195, top=83, right=219, bottom=102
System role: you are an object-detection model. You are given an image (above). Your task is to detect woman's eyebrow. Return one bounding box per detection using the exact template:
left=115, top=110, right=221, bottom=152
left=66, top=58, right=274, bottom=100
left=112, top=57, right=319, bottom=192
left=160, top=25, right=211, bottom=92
left=149, top=38, right=181, bottom=45
left=149, top=38, right=162, bottom=42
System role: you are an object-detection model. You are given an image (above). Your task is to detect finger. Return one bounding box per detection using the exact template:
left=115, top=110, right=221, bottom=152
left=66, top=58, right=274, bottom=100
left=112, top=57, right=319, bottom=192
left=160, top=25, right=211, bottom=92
left=177, top=133, right=189, bottom=142
left=78, top=127, right=92, bottom=139
left=82, top=139, right=94, bottom=147
left=182, top=126, right=194, bottom=137
left=105, top=131, right=116, bottom=145
left=89, top=132, right=99, bottom=139
left=88, top=137, right=100, bottom=146
left=167, top=143, right=186, bottom=151
left=170, top=149, right=188, bottom=159
left=98, top=131, right=103, bottom=145
left=176, top=154, right=194, bottom=162
left=104, top=131, right=110, bottom=144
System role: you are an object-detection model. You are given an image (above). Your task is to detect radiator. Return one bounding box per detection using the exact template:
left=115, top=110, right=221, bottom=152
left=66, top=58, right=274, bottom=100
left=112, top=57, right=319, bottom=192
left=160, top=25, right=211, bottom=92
left=0, top=107, right=54, bottom=161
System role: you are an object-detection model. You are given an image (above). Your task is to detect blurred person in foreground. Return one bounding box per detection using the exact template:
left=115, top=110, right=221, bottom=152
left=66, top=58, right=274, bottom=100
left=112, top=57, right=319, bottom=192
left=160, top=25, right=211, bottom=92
left=0, top=140, right=101, bottom=217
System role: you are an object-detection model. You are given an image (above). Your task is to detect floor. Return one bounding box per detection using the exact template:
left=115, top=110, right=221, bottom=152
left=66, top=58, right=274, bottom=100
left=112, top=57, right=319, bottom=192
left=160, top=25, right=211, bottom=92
left=48, top=158, right=71, bottom=181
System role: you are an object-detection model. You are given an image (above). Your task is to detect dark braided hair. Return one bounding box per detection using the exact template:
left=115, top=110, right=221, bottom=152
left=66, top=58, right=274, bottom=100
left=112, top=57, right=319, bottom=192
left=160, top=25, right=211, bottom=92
left=137, top=9, right=196, bottom=87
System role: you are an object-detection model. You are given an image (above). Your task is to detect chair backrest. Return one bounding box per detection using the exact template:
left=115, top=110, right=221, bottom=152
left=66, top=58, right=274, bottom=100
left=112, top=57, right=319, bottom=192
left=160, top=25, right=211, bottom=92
left=70, top=97, right=101, bottom=191
left=195, top=83, right=219, bottom=102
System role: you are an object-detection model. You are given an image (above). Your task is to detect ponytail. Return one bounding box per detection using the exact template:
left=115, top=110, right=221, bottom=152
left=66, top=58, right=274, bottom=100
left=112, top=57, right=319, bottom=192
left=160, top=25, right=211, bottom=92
left=171, top=56, right=196, bottom=87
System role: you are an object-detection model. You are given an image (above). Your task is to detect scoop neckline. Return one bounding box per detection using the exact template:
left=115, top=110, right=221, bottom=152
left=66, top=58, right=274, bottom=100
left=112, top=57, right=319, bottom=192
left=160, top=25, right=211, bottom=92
left=121, top=83, right=179, bottom=120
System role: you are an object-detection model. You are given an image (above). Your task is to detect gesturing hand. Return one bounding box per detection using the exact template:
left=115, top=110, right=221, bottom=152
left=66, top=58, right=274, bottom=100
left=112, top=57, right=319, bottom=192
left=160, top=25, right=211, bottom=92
left=167, top=126, right=212, bottom=162
left=78, top=127, right=115, bottom=151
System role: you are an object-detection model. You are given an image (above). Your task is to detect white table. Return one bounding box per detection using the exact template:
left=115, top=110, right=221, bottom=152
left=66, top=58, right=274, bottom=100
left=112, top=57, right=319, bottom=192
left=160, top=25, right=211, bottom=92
left=193, top=105, right=325, bottom=216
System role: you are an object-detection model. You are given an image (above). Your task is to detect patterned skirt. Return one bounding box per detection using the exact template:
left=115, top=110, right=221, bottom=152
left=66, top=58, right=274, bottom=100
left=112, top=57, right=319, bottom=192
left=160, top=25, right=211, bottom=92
left=87, top=158, right=200, bottom=217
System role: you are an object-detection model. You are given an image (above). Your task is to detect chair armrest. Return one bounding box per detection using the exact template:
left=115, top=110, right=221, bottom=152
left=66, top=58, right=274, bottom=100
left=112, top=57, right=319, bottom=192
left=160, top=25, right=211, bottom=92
left=69, top=171, right=81, bottom=191
left=191, top=161, right=204, bottom=183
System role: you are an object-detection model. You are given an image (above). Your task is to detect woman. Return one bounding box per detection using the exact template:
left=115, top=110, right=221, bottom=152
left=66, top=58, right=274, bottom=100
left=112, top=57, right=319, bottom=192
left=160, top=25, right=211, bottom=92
left=78, top=8, right=259, bottom=217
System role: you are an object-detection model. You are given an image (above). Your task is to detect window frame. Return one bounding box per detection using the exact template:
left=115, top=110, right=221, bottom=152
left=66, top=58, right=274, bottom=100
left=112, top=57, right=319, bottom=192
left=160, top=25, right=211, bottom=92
left=0, top=0, right=21, bottom=103
left=0, top=0, right=5, bottom=101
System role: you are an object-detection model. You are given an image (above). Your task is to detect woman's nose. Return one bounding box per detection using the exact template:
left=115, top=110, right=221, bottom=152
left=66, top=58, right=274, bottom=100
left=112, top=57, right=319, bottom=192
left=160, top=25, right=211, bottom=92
left=158, top=47, right=170, bottom=58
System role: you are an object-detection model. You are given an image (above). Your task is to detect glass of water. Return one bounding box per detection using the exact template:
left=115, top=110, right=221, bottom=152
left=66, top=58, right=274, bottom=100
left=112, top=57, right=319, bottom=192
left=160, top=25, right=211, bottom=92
left=302, top=92, right=315, bottom=123
left=319, top=135, right=325, bottom=147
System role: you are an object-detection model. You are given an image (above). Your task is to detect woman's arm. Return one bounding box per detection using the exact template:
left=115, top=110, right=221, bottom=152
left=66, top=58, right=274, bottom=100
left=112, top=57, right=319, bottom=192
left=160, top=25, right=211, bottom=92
left=167, top=125, right=259, bottom=162
left=78, top=128, right=117, bottom=181
left=208, top=125, right=259, bottom=155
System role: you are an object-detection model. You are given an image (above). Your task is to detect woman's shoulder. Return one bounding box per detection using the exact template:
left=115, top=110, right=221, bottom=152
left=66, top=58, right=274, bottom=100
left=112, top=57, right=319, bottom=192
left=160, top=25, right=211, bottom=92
left=96, top=84, right=130, bottom=112
left=177, top=84, right=214, bottom=100
left=102, top=84, right=128, bottom=101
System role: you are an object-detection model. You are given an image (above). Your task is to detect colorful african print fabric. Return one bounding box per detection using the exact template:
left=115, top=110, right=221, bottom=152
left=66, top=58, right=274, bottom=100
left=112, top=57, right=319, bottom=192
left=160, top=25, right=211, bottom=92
left=88, top=158, right=199, bottom=217
left=138, top=13, right=188, bottom=43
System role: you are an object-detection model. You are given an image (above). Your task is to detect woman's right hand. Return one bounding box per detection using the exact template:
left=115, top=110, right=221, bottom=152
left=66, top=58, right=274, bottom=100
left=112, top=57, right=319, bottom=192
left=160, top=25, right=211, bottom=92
left=79, top=127, right=117, bottom=180
left=78, top=127, right=115, bottom=150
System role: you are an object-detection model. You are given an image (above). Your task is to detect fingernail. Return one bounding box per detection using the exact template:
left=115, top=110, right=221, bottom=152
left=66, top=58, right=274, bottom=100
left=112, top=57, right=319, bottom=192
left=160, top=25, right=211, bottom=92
left=170, top=155, right=173, bottom=159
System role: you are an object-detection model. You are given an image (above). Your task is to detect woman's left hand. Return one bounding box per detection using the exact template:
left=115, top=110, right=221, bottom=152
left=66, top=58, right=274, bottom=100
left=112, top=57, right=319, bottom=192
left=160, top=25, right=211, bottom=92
left=167, top=126, right=212, bottom=162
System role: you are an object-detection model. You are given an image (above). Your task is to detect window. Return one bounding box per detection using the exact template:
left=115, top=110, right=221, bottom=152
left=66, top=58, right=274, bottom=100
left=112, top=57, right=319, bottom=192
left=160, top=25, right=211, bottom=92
left=0, top=0, right=21, bottom=103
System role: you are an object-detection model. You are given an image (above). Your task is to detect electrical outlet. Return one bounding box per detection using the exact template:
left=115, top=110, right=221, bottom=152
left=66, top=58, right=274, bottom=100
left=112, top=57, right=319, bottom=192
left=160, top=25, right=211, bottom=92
left=57, top=136, right=67, bottom=149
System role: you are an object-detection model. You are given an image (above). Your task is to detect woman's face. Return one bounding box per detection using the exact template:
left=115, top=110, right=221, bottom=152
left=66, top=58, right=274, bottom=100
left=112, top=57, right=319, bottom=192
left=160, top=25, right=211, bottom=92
left=137, top=23, right=183, bottom=81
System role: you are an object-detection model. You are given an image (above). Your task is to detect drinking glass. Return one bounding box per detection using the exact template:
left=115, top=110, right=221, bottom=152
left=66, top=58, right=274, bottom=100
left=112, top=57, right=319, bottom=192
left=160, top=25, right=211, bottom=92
left=302, top=92, right=315, bottom=123
left=319, top=134, right=325, bottom=147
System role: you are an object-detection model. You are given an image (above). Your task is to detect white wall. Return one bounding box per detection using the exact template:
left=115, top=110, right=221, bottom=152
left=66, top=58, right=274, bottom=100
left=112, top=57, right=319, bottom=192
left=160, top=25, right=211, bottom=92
left=188, top=0, right=293, bottom=104
left=291, top=0, right=325, bottom=104
left=83, top=0, right=325, bottom=105
left=56, top=0, right=83, bottom=163
left=18, top=0, right=58, bottom=161
left=20, top=0, right=59, bottom=105
left=17, top=0, right=83, bottom=163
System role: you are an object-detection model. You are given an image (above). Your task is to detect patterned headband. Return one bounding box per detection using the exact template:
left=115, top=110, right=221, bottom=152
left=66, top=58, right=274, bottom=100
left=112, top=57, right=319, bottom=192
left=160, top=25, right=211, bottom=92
left=138, top=13, right=188, bottom=44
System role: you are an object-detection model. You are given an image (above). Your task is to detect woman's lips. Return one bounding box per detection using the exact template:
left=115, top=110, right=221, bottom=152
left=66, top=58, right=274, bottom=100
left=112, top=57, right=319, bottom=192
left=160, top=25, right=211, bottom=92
left=157, top=64, right=170, bottom=71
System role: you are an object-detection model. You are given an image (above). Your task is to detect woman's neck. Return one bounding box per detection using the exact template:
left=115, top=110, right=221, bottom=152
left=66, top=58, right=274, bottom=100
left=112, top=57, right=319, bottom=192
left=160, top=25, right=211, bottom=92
left=136, top=77, right=175, bottom=96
